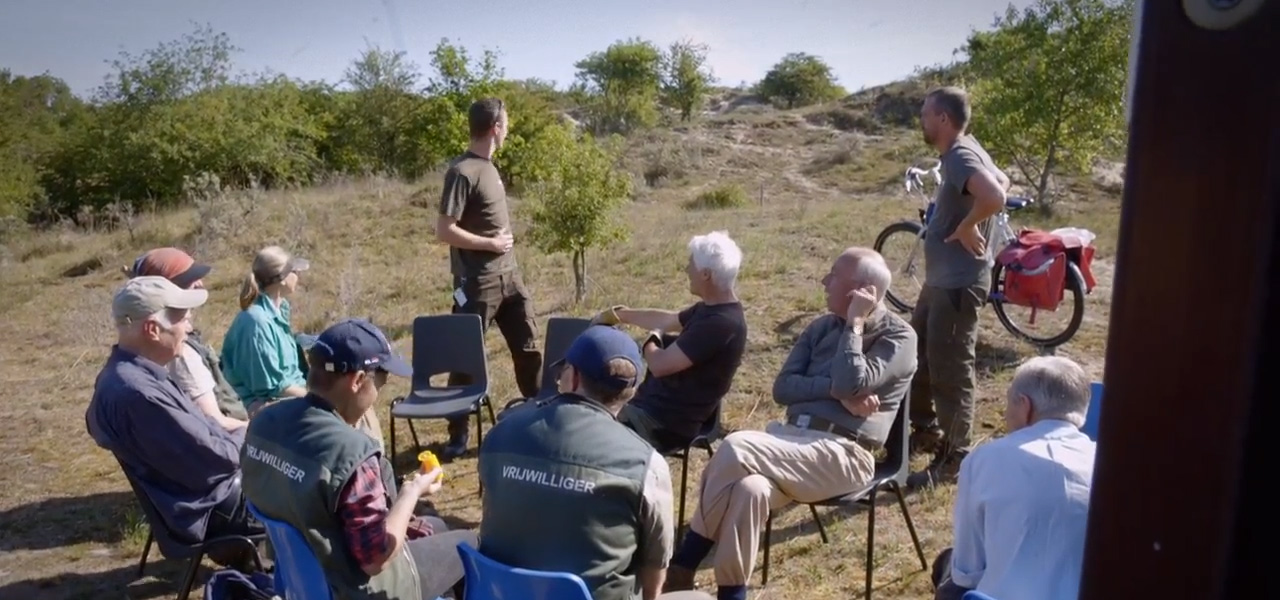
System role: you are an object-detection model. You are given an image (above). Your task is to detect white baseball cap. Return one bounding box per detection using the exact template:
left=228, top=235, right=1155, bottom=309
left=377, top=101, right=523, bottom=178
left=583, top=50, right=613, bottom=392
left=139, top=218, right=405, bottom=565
left=112, top=276, right=208, bottom=324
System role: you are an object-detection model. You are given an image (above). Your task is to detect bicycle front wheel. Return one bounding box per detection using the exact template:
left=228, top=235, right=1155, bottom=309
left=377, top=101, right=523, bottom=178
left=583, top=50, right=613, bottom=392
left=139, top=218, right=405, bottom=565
left=873, top=220, right=926, bottom=313
left=991, top=260, right=1087, bottom=348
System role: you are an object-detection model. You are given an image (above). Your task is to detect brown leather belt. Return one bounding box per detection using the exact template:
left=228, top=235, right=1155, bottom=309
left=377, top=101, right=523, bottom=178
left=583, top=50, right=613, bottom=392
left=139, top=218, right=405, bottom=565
left=786, top=413, right=882, bottom=452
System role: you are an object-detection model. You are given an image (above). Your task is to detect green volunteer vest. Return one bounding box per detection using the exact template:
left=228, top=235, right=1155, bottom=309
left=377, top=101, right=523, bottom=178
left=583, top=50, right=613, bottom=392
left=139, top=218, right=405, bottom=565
left=478, top=394, right=653, bottom=600
left=240, top=396, right=420, bottom=600
left=186, top=332, right=248, bottom=421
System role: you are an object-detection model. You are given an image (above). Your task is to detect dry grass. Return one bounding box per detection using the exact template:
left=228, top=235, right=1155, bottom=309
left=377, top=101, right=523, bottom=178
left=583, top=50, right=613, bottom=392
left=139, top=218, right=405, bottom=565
left=0, top=106, right=1121, bottom=599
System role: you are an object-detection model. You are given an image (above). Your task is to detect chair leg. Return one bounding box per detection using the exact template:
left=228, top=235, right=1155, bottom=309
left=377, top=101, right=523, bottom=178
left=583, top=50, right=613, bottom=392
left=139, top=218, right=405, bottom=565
left=762, top=511, right=773, bottom=586
left=389, top=413, right=399, bottom=480
left=475, top=408, right=485, bottom=498
left=677, top=454, right=689, bottom=541
left=407, top=420, right=422, bottom=454
left=176, top=551, right=204, bottom=600
left=808, top=504, right=829, bottom=544
left=136, top=529, right=153, bottom=577
left=865, top=486, right=879, bottom=600
left=484, top=397, right=497, bottom=424
left=890, top=481, right=928, bottom=570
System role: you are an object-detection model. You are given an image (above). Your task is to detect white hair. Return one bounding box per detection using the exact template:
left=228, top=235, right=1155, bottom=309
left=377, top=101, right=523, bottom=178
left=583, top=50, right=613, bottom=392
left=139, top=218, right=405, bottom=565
left=688, top=230, right=742, bottom=289
left=846, top=248, right=892, bottom=304
left=1009, top=356, right=1092, bottom=427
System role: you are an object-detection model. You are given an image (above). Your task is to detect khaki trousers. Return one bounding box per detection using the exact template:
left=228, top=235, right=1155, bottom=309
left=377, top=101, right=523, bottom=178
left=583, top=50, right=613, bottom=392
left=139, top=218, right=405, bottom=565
left=688, top=423, right=877, bottom=585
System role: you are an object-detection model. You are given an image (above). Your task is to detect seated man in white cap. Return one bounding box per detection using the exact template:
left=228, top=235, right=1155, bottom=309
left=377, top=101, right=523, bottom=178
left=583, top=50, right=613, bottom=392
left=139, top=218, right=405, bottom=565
left=86, top=276, right=262, bottom=556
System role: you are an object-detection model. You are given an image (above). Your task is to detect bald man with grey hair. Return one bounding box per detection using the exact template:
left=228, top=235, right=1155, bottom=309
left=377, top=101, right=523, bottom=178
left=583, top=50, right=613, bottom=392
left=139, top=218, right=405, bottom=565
left=932, top=356, right=1096, bottom=600
left=663, top=247, right=917, bottom=600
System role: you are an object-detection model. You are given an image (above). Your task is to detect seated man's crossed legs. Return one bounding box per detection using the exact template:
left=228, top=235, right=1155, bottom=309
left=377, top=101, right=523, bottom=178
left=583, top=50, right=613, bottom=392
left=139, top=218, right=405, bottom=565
left=665, top=426, right=876, bottom=600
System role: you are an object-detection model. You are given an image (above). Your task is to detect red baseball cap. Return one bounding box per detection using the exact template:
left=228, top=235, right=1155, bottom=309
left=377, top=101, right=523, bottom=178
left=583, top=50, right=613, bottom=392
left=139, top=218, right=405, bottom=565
left=131, top=247, right=212, bottom=289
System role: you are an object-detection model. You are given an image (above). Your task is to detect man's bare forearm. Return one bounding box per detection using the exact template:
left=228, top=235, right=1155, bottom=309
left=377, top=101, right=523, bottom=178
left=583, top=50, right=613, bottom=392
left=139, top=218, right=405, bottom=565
left=436, top=222, right=496, bottom=252
left=617, top=309, right=681, bottom=333
left=366, top=488, right=421, bottom=575
left=638, top=567, right=665, bottom=600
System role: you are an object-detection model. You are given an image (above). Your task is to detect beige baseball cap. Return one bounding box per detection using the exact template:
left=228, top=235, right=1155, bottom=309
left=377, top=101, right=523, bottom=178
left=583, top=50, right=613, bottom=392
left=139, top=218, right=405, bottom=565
left=112, top=275, right=209, bottom=324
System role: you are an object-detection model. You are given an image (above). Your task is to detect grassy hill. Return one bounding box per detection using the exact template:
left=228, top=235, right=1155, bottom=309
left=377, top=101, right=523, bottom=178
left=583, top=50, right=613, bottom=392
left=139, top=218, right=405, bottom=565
left=0, top=78, right=1121, bottom=599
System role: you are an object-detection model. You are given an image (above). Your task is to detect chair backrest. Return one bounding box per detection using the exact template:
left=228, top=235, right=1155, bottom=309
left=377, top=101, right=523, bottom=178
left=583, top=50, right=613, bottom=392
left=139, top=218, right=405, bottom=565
left=246, top=502, right=332, bottom=600
left=1081, top=381, right=1104, bottom=441
left=411, top=314, right=489, bottom=390
left=881, top=394, right=911, bottom=484
left=116, top=459, right=199, bottom=559
left=456, top=542, right=592, bottom=600
left=536, top=317, right=592, bottom=400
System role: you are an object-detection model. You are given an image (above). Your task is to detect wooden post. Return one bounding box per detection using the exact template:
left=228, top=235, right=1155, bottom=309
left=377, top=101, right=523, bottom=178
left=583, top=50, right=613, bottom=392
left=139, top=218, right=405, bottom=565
left=1080, top=0, right=1274, bottom=598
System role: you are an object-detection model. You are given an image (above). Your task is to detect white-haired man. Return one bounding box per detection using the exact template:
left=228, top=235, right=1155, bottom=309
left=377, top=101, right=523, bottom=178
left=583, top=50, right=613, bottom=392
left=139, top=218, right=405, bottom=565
left=664, top=247, right=917, bottom=600
left=86, top=277, right=262, bottom=557
left=932, top=356, right=1096, bottom=600
left=592, top=231, right=748, bottom=452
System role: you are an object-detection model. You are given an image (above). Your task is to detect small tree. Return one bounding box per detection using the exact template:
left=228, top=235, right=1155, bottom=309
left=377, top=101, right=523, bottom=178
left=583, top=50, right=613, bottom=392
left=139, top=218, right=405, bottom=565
left=962, top=0, right=1132, bottom=204
left=526, top=125, right=632, bottom=303
left=660, top=40, right=715, bottom=121
left=756, top=52, right=845, bottom=109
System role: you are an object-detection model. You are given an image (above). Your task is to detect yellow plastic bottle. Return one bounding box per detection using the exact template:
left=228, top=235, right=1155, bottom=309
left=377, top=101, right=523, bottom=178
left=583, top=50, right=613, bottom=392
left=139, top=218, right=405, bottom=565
left=417, top=450, right=444, bottom=481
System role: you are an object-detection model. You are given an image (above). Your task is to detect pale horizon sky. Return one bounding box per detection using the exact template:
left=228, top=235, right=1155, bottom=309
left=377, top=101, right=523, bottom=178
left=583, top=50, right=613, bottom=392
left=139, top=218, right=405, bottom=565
left=2, top=0, right=1031, bottom=97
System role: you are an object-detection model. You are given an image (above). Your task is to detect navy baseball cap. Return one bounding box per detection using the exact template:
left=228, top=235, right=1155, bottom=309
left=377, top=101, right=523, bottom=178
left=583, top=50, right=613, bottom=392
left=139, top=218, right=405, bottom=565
left=552, top=325, right=644, bottom=392
left=310, top=318, right=412, bottom=377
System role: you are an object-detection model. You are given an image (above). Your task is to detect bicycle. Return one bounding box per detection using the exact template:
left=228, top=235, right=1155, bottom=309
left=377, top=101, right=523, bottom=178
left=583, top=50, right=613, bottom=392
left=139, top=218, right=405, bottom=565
left=872, top=166, right=1088, bottom=348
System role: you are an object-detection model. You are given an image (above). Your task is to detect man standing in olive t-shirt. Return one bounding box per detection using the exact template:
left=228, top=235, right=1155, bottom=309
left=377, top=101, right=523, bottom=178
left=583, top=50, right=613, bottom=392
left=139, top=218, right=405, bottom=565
left=435, top=97, right=543, bottom=458
left=907, top=87, right=1011, bottom=489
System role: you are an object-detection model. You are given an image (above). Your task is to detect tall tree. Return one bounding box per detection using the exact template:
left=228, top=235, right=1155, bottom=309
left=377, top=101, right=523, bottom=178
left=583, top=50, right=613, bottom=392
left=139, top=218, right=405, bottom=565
left=574, top=38, right=663, bottom=134
left=756, top=52, right=845, bottom=109
left=96, top=22, right=237, bottom=106
left=962, top=0, right=1133, bottom=203
left=660, top=40, right=715, bottom=121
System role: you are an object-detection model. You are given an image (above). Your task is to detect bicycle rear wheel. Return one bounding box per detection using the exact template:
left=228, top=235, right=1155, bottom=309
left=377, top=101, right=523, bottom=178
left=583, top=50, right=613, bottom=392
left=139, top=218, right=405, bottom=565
left=873, top=220, right=925, bottom=313
left=991, top=260, right=1087, bottom=348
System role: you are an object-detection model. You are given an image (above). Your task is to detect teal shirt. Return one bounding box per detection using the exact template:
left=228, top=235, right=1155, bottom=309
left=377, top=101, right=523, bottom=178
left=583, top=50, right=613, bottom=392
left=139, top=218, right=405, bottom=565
left=220, top=294, right=306, bottom=404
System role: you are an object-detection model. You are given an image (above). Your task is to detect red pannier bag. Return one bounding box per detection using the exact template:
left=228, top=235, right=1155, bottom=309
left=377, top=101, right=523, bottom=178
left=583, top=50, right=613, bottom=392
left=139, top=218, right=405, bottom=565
left=1002, top=253, right=1068, bottom=310
left=996, top=228, right=1096, bottom=311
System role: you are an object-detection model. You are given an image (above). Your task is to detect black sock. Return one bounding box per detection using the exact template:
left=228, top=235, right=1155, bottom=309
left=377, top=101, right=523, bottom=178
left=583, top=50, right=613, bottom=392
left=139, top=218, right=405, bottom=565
left=671, top=530, right=715, bottom=570
left=717, top=585, right=747, bottom=600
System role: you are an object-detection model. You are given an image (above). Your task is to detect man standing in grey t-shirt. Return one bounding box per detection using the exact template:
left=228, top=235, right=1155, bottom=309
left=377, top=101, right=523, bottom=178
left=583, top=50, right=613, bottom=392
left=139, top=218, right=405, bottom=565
left=907, top=87, right=1011, bottom=489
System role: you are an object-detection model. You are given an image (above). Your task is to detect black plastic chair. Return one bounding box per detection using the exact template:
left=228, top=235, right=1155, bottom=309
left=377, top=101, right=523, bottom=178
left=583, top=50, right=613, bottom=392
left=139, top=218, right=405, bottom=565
left=759, top=397, right=928, bottom=599
left=499, top=317, right=593, bottom=416
left=123, top=465, right=264, bottom=600
left=389, top=314, right=494, bottom=484
left=662, top=404, right=725, bottom=539
left=535, top=317, right=593, bottom=400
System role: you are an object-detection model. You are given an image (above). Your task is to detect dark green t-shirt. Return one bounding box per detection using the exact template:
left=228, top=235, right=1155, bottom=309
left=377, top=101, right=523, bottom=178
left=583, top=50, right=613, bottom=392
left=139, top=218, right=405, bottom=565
left=439, top=152, right=515, bottom=278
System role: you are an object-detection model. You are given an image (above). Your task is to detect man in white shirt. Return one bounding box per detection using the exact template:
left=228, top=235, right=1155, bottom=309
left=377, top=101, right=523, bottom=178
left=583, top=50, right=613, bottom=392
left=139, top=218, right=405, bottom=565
left=933, top=356, right=1097, bottom=600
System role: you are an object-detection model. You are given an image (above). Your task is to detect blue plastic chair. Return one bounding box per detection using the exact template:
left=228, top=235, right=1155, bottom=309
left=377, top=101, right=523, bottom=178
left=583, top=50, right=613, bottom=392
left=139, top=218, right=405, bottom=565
left=1081, top=382, right=1104, bottom=441
left=456, top=542, right=592, bottom=600
left=962, top=592, right=999, bottom=600
left=246, top=502, right=332, bottom=600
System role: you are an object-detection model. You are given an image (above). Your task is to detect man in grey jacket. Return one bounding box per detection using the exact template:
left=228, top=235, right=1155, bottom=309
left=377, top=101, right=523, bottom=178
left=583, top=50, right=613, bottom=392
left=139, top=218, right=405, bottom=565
left=663, top=247, right=918, bottom=600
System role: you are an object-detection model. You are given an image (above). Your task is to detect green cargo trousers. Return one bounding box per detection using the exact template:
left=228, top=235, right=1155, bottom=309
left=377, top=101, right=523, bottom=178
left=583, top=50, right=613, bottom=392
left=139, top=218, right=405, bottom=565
left=908, top=283, right=986, bottom=454
left=446, top=270, right=543, bottom=441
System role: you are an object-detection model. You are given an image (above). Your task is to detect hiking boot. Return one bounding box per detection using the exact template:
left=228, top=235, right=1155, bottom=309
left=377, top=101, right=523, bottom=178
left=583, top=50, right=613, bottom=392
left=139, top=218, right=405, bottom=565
left=909, top=426, right=944, bottom=457
left=663, top=564, right=696, bottom=592
left=440, top=433, right=470, bottom=460
left=907, top=449, right=967, bottom=490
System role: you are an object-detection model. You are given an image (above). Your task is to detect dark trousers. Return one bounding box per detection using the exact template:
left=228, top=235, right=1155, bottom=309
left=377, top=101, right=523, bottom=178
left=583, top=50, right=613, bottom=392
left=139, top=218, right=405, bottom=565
left=204, top=486, right=265, bottom=568
left=930, top=547, right=970, bottom=600
left=409, top=517, right=478, bottom=599
left=446, top=270, right=542, bottom=440
left=908, top=283, right=986, bottom=454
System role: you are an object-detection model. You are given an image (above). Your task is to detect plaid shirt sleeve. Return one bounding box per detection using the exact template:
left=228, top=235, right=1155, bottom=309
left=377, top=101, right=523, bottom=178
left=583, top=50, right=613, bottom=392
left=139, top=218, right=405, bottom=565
left=337, top=456, right=434, bottom=569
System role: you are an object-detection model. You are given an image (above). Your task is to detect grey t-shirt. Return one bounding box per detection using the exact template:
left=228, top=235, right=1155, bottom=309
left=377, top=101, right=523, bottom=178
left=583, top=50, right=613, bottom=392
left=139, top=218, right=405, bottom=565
left=925, top=135, right=1000, bottom=289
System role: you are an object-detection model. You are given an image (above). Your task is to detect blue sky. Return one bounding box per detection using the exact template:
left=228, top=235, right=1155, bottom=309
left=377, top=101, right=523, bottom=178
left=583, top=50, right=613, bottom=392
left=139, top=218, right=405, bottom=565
left=2, top=0, right=1031, bottom=97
